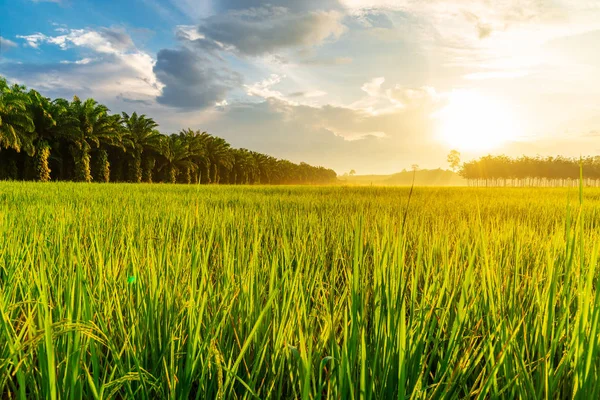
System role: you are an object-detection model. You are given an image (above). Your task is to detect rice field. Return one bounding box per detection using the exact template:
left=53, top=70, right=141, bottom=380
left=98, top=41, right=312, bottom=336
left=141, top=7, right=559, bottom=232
left=1, top=182, right=600, bottom=399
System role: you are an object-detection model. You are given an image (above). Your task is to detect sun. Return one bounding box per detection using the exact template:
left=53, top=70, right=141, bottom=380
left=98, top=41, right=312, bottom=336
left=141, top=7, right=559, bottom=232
left=434, top=90, right=521, bottom=152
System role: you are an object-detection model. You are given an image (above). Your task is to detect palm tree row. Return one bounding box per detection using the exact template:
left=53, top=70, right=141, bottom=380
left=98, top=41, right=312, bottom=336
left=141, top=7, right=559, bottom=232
left=0, top=77, right=337, bottom=184
left=460, top=154, right=600, bottom=187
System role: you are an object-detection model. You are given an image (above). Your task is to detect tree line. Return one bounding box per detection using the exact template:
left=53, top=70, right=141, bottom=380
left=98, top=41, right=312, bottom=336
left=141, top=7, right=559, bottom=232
left=0, top=77, right=337, bottom=184
left=459, top=154, right=600, bottom=187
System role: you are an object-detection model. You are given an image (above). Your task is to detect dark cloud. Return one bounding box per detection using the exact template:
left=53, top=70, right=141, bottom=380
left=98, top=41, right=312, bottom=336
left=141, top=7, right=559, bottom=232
left=215, top=0, right=342, bottom=13
left=191, top=6, right=346, bottom=56
left=174, top=27, right=225, bottom=54
left=116, top=93, right=152, bottom=105
left=161, top=5, right=349, bottom=110
left=99, top=27, right=134, bottom=50
left=153, top=47, right=241, bottom=110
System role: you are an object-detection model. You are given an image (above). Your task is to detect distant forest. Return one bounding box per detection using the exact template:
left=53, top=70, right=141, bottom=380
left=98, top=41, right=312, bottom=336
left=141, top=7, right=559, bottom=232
left=0, top=77, right=337, bottom=184
left=340, top=169, right=466, bottom=186
left=460, top=154, right=600, bottom=187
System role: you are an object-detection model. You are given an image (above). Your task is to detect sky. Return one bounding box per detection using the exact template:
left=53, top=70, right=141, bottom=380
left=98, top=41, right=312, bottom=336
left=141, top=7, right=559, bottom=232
left=1, top=0, right=600, bottom=174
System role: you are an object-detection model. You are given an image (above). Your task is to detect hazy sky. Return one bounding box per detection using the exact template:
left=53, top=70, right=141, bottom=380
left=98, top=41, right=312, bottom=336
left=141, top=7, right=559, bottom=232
left=1, top=0, right=600, bottom=174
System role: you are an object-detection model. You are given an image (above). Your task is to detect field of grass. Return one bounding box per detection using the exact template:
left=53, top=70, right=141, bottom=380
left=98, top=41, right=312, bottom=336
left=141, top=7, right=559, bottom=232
left=2, top=182, right=600, bottom=399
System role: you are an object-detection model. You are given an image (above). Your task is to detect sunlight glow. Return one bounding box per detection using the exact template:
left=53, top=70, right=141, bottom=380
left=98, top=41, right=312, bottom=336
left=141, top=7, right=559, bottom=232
left=434, top=90, right=521, bottom=152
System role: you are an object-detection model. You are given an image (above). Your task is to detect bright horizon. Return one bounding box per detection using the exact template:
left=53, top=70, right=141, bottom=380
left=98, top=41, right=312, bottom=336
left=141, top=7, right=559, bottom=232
left=2, top=0, right=599, bottom=175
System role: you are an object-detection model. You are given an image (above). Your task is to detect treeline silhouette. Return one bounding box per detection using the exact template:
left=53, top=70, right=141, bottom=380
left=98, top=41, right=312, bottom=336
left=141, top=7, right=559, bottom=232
left=460, top=154, right=600, bottom=187
left=0, top=77, right=337, bottom=184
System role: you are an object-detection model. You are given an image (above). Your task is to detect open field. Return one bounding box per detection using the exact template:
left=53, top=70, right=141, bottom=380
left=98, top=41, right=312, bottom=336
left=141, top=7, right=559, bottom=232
left=2, top=183, right=600, bottom=398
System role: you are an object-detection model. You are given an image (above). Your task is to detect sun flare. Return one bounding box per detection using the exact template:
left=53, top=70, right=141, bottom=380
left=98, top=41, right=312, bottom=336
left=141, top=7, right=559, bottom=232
left=435, top=91, right=521, bottom=152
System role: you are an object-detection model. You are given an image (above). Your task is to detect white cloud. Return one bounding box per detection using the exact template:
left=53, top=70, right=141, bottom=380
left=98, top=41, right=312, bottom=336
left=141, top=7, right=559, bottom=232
left=16, top=33, right=48, bottom=49
left=10, top=27, right=161, bottom=104
left=328, top=128, right=388, bottom=141
left=175, top=25, right=206, bottom=41
left=244, top=75, right=329, bottom=106
left=234, top=74, right=446, bottom=143
left=342, top=0, right=600, bottom=83
left=244, top=74, right=287, bottom=101
left=347, top=77, right=444, bottom=117
left=60, top=57, right=97, bottom=65
left=361, top=76, right=385, bottom=97
left=386, top=85, right=442, bottom=109
left=18, top=28, right=134, bottom=54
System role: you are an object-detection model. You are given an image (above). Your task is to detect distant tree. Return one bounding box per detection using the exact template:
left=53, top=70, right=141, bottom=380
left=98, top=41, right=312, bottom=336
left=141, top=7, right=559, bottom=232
left=349, top=169, right=356, bottom=176
left=67, top=97, right=121, bottom=182
left=178, top=128, right=210, bottom=183
left=158, top=135, right=194, bottom=184
left=447, top=149, right=461, bottom=172
left=0, top=78, right=34, bottom=154
left=411, top=164, right=420, bottom=172
left=250, top=151, right=275, bottom=184
left=458, top=154, right=595, bottom=187
left=27, top=91, right=78, bottom=182
left=205, top=136, right=233, bottom=184
left=121, top=112, right=161, bottom=183
left=27, top=91, right=55, bottom=181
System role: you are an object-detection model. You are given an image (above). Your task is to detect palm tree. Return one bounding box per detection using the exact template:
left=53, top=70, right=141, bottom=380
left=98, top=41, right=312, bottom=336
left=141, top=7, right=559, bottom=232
left=0, top=78, right=34, bottom=154
left=178, top=128, right=210, bottom=183
left=26, top=90, right=56, bottom=181
left=231, top=148, right=257, bottom=184
left=48, top=98, right=79, bottom=181
left=67, top=97, right=121, bottom=182
left=0, top=80, right=34, bottom=180
left=26, top=90, right=78, bottom=182
left=250, top=152, right=276, bottom=184
left=91, top=113, right=122, bottom=183
left=121, top=112, right=162, bottom=183
left=158, top=135, right=195, bottom=184
left=205, top=136, right=233, bottom=184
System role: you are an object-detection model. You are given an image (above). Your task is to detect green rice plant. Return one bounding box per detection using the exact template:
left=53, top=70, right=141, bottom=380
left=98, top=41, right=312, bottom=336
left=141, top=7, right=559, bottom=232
left=1, top=183, right=600, bottom=398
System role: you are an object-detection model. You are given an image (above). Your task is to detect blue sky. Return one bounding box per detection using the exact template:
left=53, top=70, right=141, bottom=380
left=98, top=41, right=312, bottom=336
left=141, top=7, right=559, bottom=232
left=2, top=0, right=600, bottom=174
